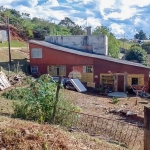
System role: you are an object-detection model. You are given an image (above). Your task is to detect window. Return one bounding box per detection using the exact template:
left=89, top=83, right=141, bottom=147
left=83, top=66, right=93, bottom=73
left=31, top=48, right=42, bottom=58
left=31, top=66, right=38, bottom=73
left=132, top=78, right=138, bottom=85
left=100, top=74, right=114, bottom=85
left=48, top=66, right=66, bottom=76
left=127, top=74, right=144, bottom=86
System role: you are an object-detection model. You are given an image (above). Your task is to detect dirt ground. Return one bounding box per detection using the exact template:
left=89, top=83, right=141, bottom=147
left=62, top=89, right=150, bottom=126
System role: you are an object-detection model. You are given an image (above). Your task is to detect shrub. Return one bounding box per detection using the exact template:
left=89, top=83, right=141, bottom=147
left=112, top=97, right=119, bottom=104
left=12, top=74, right=80, bottom=125
left=2, top=87, right=29, bottom=100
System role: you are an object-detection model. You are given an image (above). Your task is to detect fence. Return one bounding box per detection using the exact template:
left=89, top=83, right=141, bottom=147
left=55, top=108, right=144, bottom=150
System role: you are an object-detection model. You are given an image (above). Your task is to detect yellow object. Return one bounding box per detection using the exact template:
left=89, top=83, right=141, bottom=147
left=80, top=73, right=93, bottom=82
left=100, top=74, right=114, bottom=85
left=127, top=74, right=144, bottom=86
left=87, top=82, right=95, bottom=88
left=47, top=66, right=66, bottom=76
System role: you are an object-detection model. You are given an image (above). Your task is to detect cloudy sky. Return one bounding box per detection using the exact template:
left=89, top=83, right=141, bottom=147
left=1, top=0, right=150, bottom=38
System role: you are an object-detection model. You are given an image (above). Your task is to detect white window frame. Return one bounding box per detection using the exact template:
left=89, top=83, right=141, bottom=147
left=31, top=66, right=38, bottom=73
left=83, top=66, right=93, bottom=73
left=31, top=48, right=42, bottom=58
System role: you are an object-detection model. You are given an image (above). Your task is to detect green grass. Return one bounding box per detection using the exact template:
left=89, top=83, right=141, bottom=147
left=0, top=40, right=27, bottom=47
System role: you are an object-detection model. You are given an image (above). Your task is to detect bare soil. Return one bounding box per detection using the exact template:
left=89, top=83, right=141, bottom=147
left=62, top=89, right=150, bottom=125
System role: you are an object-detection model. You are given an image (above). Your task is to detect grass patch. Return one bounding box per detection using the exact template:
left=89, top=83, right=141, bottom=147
left=0, top=40, right=27, bottom=47
left=119, top=41, right=133, bottom=50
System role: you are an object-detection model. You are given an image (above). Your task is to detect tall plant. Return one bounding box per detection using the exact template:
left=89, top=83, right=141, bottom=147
left=13, top=74, right=57, bottom=122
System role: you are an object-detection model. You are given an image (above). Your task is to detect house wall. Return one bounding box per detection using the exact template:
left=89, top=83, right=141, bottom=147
left=45, top=35, right=108, bottom=55
left=29, top=43, right=149, bottom=91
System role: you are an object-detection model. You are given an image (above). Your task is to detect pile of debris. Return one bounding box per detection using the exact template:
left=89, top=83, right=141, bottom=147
left=109, top=107, right=144, bottom=125
left=8, top=74, right=24, bottom=85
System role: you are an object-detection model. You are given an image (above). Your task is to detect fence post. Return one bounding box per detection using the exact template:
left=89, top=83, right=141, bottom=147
left=0, top=66, right=2, bottom=72
left=144, top=106, right=150, bottom=150
left=51, top=76, right=62, bottom=123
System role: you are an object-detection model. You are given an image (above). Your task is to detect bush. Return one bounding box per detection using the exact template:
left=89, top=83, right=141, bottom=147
left=125, top=46, right=148, bottom=65
left=2, top=87, right=29, bottom=100
left=12, top=74, right=80, bottom=125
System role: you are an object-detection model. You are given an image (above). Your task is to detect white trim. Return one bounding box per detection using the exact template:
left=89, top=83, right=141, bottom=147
left=31, top=66, right=38, bottom=73
left=31, top=48, right=42, bottom=58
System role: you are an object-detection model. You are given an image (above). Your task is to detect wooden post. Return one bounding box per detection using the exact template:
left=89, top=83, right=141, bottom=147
left=0, top=66, right=2, bottom=72
left=144, top=106, right=150, bottom=150
left=51, top=76, right=62, bottom=123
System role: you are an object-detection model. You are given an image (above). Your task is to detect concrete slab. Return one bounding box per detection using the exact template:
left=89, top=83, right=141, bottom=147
left=108, top=92, right=127, bottom=98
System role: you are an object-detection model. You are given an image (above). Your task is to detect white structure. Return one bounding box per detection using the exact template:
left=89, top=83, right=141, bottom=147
left=0, top=30, right=7, bottom=43
left=45, top=35, right=108, bottom=55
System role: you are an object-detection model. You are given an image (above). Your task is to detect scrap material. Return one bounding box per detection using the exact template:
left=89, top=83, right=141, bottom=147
left=70, top=79, right=87, bottom=92
left=0, top=71, right=11, bottom=90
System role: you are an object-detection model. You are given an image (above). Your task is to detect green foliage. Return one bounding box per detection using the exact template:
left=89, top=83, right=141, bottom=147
left=10, top=74, right=79, bottom=125
left=2, top=87, right=28, bottom=100
left=112, top=97, right=119, bottom=104
left=92, top=26, right=120, bottom=58
left=134, top=30, right=147, bottom=40
left=142, top=42, right=150, bottom=54
left=125, top=45, right=148, bottom=65
left=59, top=17, right=85, bottom=35
left=0, top=40, right=27, bottom=47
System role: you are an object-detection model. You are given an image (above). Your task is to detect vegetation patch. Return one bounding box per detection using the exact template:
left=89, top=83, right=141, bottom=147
left=0, top=40, right=27, bottom=47
left=2, top=74, right=80, bottom=125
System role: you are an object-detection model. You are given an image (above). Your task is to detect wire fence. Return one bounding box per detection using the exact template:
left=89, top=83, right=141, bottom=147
left=55, top=108, right=144, bottom=150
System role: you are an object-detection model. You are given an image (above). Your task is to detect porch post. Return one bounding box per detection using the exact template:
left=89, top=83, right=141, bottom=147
left=124, top=72, right=127, bottom=92
left=115, top=75, right=118, bottom=91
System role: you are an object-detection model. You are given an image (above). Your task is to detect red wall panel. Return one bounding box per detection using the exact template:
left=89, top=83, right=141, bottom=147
left=29, top=43, right=149, bottom=91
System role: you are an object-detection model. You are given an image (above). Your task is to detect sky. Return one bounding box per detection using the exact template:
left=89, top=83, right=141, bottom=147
left=1, top=0, right=150, bottom=39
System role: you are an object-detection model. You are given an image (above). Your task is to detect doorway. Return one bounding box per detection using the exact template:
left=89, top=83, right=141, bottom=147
left=117, top=75, right=124, bottom=92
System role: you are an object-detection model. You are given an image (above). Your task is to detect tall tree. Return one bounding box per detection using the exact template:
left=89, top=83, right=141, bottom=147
left=92, top=26, right=120, bottom=58
left=59, top=17, right=75, bottom=27
left=142, top=42, right=150, bottom=54
left=134, top=30, right=147, bottom=40
left=59, top=17, right=85, bottom=35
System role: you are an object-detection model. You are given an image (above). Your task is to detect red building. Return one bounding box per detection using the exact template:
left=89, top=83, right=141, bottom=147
left=29, top=40, right=149, bottom=92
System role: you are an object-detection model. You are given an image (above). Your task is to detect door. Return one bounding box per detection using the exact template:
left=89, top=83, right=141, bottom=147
left=117, top=75, right=124, bottom=92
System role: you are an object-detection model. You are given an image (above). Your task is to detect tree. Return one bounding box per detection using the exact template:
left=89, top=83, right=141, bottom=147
left=125, top=45, right=148, bottom=65
left=59, top=17, right=85, bottom=35
left=142, top=42, right=150, bottom=54
left=134, top=30, right=147, bottom=40
left=92, top=26, right=120, bottom=58
left=59, top=17, right=75, bottom=27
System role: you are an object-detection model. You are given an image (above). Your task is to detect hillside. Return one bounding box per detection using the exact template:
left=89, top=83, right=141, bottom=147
left=0, top=115, right=126, bottom=150
left=0, top=24, right=27, bottom=42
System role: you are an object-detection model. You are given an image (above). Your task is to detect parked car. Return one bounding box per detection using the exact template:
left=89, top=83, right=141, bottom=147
left=52, top=77, right=76, bottom=90
left=62, top=78, right=76, bottom=90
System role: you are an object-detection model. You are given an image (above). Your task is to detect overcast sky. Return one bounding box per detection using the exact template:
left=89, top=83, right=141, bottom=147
left=2, top=0, right=150, bottom=38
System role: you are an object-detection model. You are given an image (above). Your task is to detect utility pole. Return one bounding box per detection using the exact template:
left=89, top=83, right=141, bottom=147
left=123, top=33, right=125, bottom=47
left=6, top=16, right=11, bottom=65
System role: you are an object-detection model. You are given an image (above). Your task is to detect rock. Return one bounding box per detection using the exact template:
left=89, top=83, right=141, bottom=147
left=126, top=111, right=134, bottom=116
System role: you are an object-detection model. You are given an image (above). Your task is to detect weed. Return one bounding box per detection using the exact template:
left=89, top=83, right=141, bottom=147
left=112, top=97, right=119, bottom=104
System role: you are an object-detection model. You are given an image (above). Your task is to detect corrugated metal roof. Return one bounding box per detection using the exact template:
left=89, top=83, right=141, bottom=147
left=0, top=71, right=11, bottom=91
left=29, top=40, right=149, bottom=69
